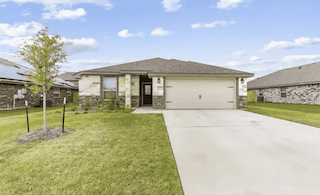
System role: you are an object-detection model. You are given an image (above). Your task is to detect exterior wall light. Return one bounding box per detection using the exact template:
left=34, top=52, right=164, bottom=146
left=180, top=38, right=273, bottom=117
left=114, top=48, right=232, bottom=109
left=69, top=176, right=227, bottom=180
left=157, top=77, right=161, bottom=84
left=241, top=78, right=245, bottom=84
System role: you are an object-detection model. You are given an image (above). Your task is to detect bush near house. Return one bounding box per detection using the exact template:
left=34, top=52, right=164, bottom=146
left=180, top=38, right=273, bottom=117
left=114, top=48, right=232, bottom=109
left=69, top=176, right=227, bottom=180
left=247, top=91, right=256, bottom=103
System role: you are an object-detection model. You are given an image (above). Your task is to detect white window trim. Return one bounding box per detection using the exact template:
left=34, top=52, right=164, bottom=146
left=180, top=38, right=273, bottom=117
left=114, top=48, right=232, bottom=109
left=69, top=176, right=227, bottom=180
left=103, top=76, right=118, bottom=100
left=53, top=89, right=60, bottom=98
left=67, top=91, right=72, bottom=96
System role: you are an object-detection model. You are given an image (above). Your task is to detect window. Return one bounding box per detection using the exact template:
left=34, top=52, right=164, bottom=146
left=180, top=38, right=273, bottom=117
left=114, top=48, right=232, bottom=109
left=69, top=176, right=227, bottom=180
left=281, top=87, right=287, bottom=97
left=53, top=89, right=60, bottom=98
left=67, top=91, right=72, bottom=96
left=145, top=85, right=151, bottom=95
left=103, top=77, right=117, bottom=99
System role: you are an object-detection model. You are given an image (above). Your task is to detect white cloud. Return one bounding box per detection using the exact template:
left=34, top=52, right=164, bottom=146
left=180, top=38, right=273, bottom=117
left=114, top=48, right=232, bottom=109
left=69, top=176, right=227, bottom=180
left=21, top=10, right=30, bottom=16
left=151, top=28, right=170, bottom=36
left=61, top=58, right=126, bottom=72
left=191, top=20, right=236, bottom=29
left=118, top=29, right=141, bottom=38
left=226, top=56, right=276, bottom=67
left=0, top=4, right=6, bottom=7
left=250, top=55, right=262, bottom=61
left=0, top=51, right=24, bottom=63
left=61, top=37, right=99, bottom=54
left=162, top=0, right=182, bottom=12
left=0, top=36, right=99, bottom=54
left=0, top=0, right=114, bottom=9
left=283, top=54, right=320, bottom=64
left=0, top=22, right=43, bottom=37
left=0, top=36, right=34, bottom=47
left=249, top=56, right=276, bottom=64
left=226, top=61, right=245, bottom=67
left=217, top=0, right=245, bottom=9
left=42, top=8, right=86, bottom=20
left=232, top=50, right=247, bottom=56
left=261, top=37, right=320, bottom=52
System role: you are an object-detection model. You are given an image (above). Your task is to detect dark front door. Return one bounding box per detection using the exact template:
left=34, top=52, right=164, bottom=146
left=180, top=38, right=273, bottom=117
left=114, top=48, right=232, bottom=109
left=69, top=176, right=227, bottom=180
left=143, top=84, right=152, bottom=105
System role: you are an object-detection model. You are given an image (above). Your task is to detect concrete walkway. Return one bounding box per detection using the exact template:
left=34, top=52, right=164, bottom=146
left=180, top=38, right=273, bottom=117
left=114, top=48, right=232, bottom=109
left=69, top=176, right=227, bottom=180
left=162, top=110, right=320, bottom=195
left=132, top=106, right=162, bottom=114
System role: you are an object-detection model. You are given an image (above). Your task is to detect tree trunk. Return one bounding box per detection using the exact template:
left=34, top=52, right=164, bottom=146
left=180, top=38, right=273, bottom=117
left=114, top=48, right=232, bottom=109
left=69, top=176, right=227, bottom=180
left=43, top=91, right=47, bottom=131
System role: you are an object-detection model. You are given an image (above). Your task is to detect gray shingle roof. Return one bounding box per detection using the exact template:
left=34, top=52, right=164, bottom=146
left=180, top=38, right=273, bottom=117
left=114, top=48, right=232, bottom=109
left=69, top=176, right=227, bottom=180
left=79, top=58, right=254, bottom=76
left=57, top=72, right=80, bottom=81
left=248, top=61, right=320, bottom=89
left=0, top=58, right=77, bottom=89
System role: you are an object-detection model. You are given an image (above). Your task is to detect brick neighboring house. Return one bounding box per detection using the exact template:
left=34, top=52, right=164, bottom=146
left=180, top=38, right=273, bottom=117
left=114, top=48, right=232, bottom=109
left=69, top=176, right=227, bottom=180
left=78, top=58, right=254, bottom=110
left=56, top=72, right=80, bottom=88
left=248, top=61, right=320, bottom=105
left=0, top=58, right=78, bottom=110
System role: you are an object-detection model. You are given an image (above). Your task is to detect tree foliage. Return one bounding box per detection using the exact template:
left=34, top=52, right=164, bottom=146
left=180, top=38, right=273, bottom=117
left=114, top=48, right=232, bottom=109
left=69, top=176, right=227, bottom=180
left=17, top=27, right=71, bottom=94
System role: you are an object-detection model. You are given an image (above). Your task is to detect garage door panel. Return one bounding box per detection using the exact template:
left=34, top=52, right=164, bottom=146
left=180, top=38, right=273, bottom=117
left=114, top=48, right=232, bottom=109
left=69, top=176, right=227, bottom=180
left=166, top=78, right=235, bottom=109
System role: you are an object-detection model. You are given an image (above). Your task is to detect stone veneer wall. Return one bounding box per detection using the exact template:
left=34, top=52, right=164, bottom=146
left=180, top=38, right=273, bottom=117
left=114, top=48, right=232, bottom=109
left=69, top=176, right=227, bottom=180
left=238, top=96, right=247, bottom=110
left=152, top=77, right=165, bottom=109
left=79, top=95, right=101, bottom=108
left=249, top=84, right=320, bottom=105
left=131, top=96, right=139, bottom=107
left=153, top=96, right=165, bottom=109
left=119, top=96, right=125, bottom=106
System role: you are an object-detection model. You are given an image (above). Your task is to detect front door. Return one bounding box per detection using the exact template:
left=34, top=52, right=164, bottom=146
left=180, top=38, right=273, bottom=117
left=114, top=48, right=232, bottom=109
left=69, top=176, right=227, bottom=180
left=143, top=84, right=152, bottom=105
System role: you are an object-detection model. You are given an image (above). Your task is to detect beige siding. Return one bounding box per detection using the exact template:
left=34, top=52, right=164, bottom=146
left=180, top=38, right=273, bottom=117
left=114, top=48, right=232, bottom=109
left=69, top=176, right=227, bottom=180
left=131, top=76, right=140, bottom=96
left=152, top=77, right=164, bottom=96
left=79, top=75, right=100, bottom=96
left=119, top=76, right=125, bottom=96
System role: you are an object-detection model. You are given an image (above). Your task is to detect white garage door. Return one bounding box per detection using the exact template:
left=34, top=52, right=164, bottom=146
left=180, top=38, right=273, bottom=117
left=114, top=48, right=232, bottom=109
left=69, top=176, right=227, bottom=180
left=165, top=77, right=236, bottom=109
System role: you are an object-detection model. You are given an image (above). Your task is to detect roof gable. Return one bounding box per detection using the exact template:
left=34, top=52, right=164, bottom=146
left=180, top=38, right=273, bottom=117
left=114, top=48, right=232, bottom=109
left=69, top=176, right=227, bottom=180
left=248, top=61, right=320, bottom=89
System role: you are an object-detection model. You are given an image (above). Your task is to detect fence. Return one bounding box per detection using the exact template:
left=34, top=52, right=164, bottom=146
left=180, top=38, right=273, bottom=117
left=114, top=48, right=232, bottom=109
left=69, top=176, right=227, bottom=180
left=247, top=91, right=256, bottom=103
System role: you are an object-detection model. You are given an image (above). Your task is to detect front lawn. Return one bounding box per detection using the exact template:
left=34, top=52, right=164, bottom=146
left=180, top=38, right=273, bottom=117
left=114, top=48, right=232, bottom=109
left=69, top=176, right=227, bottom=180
left=0, top=106, right=183, bottom=194
left=247, top=103, right=320, bottom=128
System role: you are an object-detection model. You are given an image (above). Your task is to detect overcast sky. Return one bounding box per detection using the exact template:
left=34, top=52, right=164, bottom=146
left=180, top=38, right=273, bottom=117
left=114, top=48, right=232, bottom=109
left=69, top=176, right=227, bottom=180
left=0, top=0, right=320, bottom=79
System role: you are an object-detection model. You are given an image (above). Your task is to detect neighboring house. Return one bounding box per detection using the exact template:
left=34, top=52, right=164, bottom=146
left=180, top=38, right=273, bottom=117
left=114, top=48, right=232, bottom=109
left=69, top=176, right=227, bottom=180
left=0, top=58, right=78, bottom=109
left=248, top=61, right=320, bottom=105
left=56, top=72, right=80, bottom=88
left=78, top=58, right=254, bottom=110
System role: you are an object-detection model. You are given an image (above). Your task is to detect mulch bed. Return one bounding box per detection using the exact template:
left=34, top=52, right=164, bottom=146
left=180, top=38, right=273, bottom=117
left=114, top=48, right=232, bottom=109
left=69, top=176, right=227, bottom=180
left=15, top=127, right=70, bottom=144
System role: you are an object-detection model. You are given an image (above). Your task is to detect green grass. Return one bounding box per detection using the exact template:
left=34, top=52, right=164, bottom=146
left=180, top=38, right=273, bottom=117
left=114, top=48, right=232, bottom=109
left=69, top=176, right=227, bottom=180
left=0, top=106, right=182, bottom=194
left=247, top=103, right=320, bottom=128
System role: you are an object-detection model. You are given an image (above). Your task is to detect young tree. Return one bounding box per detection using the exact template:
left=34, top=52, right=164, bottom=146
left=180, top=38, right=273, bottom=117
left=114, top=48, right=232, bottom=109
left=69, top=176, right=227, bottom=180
left=17, top=27, right=71, bottom=131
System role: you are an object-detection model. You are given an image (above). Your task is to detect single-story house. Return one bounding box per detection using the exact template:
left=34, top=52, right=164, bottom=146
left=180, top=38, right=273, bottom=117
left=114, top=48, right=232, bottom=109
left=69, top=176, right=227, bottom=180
left=56, top=72, right=80, bottom=88
left=0, top=58, right=78, bottom=109
left=248, top=61, right=320, bottom=105
left=78, top=58, right=254, bottom=110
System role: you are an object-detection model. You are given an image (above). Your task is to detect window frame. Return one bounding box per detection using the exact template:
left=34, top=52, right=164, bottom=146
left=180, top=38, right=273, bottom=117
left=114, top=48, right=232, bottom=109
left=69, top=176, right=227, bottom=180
left=102, top=76, right=118, bottom=100
left=281, top=87, right=287, bottom=98
left=67, top=91, right=72, bottom=96
left=53, top=89, right=60, bottom=99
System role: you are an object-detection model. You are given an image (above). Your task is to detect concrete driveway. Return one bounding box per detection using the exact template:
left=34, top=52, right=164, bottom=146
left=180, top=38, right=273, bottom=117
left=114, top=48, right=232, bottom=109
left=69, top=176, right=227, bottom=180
left=162, top=110, right=320, bottom=195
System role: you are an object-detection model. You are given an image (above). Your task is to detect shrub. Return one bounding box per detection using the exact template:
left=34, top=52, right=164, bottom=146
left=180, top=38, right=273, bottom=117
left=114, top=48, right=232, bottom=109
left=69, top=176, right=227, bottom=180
left=67, top=105, right=78, bottom=112
left=124, top=104, right=132, bottom=113
left=73, top=92, right=79, bottom=106
left=82, top=101, right=91, bottom=113
left=106, top=92, right=120, bottom=110
left=75, top=111, right=80, bottom=115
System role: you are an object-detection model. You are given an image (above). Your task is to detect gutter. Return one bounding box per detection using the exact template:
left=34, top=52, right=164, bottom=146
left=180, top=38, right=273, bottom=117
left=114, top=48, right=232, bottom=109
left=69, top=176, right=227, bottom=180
left=248, top=81, right=320, bottom=90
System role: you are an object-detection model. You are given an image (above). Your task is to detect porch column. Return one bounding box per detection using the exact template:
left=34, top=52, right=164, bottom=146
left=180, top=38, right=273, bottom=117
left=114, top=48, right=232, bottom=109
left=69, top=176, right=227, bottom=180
left=125, top=74, right=131, bottom=107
